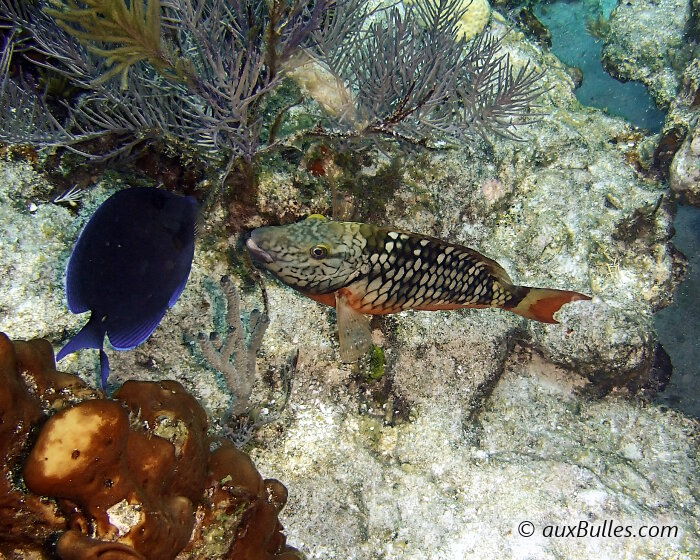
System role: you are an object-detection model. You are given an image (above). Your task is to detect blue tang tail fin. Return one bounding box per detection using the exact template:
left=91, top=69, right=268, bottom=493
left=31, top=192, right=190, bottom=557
left=56, top=314, right=110, bottom=389
left=99, top=348, right=110, bottom=390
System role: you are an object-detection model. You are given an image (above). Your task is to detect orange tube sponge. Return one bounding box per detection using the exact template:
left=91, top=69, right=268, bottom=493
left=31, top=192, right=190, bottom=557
left=56, top=530, right=147, bottom=560
left=24, top=400, right=131, bottom=512
left=23, top=395, right=197, bottom=559
left=114, top=379, right=209, bottom=504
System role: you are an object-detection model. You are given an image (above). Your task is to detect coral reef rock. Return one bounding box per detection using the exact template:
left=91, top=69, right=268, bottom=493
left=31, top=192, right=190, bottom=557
left=670, top=122, right=700, bottom=205
left=251, top=347, right=700, bottom=559
left=0, top=12, right=698, bottom=559
left=404, top=0, right=492, bottom=41
left=602, top=0, right=693, bottom=108
left=668, top=59, right=700, bottom=206
left=0, top=332, right=300, bottom=560
left=454, top=0, right=492, bottom=41
left=241, top=22, right=697, bottom=558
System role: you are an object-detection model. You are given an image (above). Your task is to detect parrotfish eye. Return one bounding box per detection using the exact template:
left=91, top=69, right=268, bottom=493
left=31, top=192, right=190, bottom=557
left=309, top=244, right=329, bottom=260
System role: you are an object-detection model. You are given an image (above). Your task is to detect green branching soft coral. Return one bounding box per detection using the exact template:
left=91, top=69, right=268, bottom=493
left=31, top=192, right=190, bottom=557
left=44, top=0, right=187, bottom=87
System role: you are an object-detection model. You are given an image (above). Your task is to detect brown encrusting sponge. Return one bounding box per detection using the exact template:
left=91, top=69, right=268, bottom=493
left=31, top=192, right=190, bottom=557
left=0, top=334, right=67, bottom=555
left=0, top=332, right=302, bottom=560
left=184, top=443, right=300, bottom=560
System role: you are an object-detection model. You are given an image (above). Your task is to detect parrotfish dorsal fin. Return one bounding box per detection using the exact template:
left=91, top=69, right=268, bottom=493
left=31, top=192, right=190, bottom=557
left=336, top=292, right=373, bottom=362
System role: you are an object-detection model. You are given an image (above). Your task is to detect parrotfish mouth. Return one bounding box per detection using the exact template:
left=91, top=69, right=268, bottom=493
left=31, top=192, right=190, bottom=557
left=246, top=236, right=274, bottom=264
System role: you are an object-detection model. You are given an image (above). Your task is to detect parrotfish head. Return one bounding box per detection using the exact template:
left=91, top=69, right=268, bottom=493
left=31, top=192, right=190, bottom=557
left=246, top=215, right=370, bottom=294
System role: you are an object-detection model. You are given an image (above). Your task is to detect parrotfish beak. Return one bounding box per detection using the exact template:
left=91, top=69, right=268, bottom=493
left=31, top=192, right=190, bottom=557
left=246, top=236, right=274, bottom=264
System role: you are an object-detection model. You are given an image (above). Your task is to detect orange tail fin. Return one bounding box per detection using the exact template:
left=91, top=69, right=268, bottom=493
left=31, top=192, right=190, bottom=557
left=507, top=287, right=591, bottom=324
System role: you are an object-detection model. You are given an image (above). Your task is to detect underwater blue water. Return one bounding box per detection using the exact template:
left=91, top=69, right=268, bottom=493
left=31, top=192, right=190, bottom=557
left=535, top=0, right=666, bottom=132
left=655, top=206, right=700, bottom=418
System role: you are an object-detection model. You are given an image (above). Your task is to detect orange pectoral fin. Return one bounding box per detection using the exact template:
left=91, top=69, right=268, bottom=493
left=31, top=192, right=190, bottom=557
left=508, top=287, right=591, bottom=324
left=303, top=288, right=379, bottom=312
left=302, top=291, right=338, bottom=307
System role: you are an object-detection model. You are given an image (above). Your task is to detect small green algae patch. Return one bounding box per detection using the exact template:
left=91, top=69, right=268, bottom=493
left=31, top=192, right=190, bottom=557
left=258, top=78, right=318, bottom=143
left=357, top=415, right=384, bottom=449
left=368, top=346, right=386, bottom=381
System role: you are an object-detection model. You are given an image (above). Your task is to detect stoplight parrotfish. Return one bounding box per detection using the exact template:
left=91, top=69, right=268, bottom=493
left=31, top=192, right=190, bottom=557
left=246, top=215, right=591, bottom=361
left=56, top=188, right=198, bottom=388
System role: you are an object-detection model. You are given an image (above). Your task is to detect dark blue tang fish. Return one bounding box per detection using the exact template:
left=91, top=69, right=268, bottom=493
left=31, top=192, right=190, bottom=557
left=56, top=187, right=198, bottom=388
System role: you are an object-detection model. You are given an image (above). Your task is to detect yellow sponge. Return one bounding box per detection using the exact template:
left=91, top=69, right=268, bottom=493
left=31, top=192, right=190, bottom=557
left=405, top=0, right=492, bottom=41
left=456, top=0, right=491, bottom=41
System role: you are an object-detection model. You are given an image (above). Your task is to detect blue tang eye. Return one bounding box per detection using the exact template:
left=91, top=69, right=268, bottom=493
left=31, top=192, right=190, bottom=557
left=55, top=187, right=198, bottom=389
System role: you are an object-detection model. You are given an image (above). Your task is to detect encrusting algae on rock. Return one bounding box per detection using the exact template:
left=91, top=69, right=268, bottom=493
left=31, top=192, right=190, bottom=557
left=0, top=332, right=301, bottom=560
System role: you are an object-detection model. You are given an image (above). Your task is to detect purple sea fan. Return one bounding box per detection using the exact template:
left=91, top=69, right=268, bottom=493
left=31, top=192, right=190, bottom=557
left=450, top=30, right=550, bottom=141
left=310, top=0, right=548, bottom=144
left=0, top=0, right=548, bottom=169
